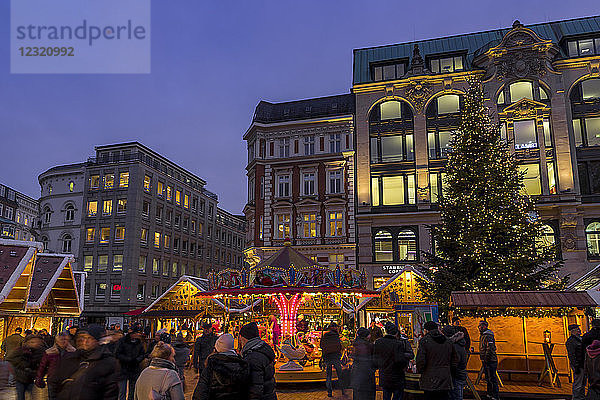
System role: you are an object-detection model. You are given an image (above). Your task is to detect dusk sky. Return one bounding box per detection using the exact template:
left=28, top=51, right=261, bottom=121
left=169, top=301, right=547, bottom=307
left=1, top=1, right=598, bottom=213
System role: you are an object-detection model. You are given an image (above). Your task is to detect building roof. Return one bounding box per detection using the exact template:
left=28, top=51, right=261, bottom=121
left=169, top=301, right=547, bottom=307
left=252, top=93, right=355, bottom=124
left=451, top=290, right=596, bottom=308
left=353, top=15, right=600, bottom=85
left=569, top=264, right=600, bottom=291
left=253, top=242, right=321, bottom=270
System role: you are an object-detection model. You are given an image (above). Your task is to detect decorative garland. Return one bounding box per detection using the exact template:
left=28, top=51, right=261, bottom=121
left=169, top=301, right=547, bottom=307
left=451, top=307, right=593, bottom=318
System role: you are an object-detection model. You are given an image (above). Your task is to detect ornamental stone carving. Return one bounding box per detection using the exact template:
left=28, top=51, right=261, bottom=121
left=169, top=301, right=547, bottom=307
left=495, top=50, right=548, bottom=80
left=562, top=232, right=578, bottom=251
left=404, top=80, right=432, bottom=113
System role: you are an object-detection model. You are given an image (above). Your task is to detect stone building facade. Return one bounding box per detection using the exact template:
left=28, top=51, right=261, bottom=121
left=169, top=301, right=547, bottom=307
left=243, top=95, right=357, bottom=268
left=352, top=17, right=600, bottom=287
left=40, top=142, right=245, bottom=322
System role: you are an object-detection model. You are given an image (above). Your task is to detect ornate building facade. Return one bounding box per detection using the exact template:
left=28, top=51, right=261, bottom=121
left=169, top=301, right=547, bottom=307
left=243, top=95, right=357, bottom=268
left=353, top=17, right=600, bottom=287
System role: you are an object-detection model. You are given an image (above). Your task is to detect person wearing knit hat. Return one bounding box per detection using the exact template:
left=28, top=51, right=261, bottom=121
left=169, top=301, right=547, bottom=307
left=566, top=323, right=585, bottom=400
left=193, top=333, right=249, bottom=400
left=238, top=322, right=277, bottom=400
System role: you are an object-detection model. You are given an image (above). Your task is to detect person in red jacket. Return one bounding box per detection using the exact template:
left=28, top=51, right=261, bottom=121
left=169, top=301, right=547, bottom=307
left=35, top=332, right=76, bottom=400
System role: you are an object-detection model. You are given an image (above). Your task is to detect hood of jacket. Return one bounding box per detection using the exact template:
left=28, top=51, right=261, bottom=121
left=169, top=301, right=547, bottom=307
left=427, top=329, right=447, bottom=344
left=242, top=337, right=275, bottom=362
left=588, top=340, right=600, bottom=359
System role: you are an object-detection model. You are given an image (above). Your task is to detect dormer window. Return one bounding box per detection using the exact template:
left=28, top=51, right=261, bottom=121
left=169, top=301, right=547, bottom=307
left=372, top=61, right=406, bottom=82
left=568, top=37, right=600, bottom=57
left=430, top=55, right=464, bottom=74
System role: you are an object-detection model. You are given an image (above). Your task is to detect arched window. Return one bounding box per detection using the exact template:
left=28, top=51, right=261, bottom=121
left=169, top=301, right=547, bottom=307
left=69, top=181, right=75, bottom=192
left=536, top=224, right=556, bottom=254
left=571, top=78, right=600, bottom=148
left=369, top=100, right=414, bottom=163
left=65, top=204, right=75, bottom=222
left=398, top=229, right=417, bottom=261
left=62, top=234, right=72, bottom=253
left=436, top=94, right=460, bottom=115
left=43, top=206, right=52, bottom=224
left=497, top=81, right=550, bottom=105
left=374, top=230, right=393, bottom=261
left=586, top=222, right=600, bottom=258
left=41, top=236, right=49, bottom=251
left=426, top=95, right=461, bottom=159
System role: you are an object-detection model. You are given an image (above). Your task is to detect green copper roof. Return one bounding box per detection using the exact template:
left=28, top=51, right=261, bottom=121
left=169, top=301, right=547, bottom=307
left=353, top=15, right=600, bottom=85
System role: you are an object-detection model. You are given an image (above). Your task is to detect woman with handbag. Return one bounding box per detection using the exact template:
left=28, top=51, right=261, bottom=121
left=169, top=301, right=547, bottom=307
left=134, top=342, right=185, bottom=400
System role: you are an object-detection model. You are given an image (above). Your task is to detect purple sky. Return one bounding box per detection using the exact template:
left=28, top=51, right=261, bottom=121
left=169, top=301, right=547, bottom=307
left=1, top=1, right=598, bottom=213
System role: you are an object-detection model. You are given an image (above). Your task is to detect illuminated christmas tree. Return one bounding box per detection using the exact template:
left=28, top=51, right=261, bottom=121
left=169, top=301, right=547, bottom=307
left=422, top=78, right=564, bottom=314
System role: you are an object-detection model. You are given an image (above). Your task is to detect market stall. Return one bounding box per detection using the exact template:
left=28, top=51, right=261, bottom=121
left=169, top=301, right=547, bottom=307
left=450, top=290, right=595, bottom=386
left=0, top=239, right=83, bottom=343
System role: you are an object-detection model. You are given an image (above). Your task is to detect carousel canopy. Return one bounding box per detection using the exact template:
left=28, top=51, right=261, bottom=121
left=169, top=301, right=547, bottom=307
left=451, top=290, right=596, bottom=308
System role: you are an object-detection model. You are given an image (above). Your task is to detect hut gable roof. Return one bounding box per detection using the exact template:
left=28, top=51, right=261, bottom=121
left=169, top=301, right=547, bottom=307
left=27, top=253, right=80, bottom=315
left=451, top=290, right=596, bottom=308
left=0, top=239, right=43, bottom=311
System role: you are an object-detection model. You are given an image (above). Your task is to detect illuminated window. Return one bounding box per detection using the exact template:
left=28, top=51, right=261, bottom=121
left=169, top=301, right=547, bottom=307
left=380, top=101, right=402, bottom=120
left=398, top=229, right=417, bottom=261
left=437, top=95, right=460, bottom=115
left=513, top=120, right=538, bottom=149
left=140, top=228, right=148, bottom=243
left=536, top=224, right=556, bottom=252
left=152, top=258, right=160, bottom=275
left=172, top=262, right=178, bottom=275
left=574, top=120, right=583, bottom=147
left=276, top=214, right=290, bottom=239
left=90, top=175, right=100, bottom=189
left=84, top=255, right=93, bottom=272
left=302, top=213, right=317, bottom=238
left=103, top=200, right=112, bottom=215
left=164, top=234, right=170, bottom=249
left=139, top=255, right=146, bottom=273
left=543, top=119, right=552, bottom=148
left=166, top=186, right=172, bottom=201
left=86, top=228, right=95, bottom=242
left=184, top=194, right=189, bottom=209
left=371, top=177, right=380, bottom=206
left=115, top=226, right=125, bottom=241
left=496, top=91, right=505, bottom=105
left=430, top=55, right=463, bottom=73
left=428, top=131, right=453, bottom=159
left=100, top=228, right=110, bottom=244
left=104, top=174, right=114, bottom=189
left=258, top=215, right=263, bottom=240
left=154, top=232, right=161, bottom=248
left=157, top=181, right=164, bottom=196
left=69, top=181, right=75, bottom=192
left=547, top=162, right=557, bottom=194
left=586, top=222, right=600, bottom=258
left=163, top=262, right=169, bottom=276
left=509, top=81, right=533, bottom=102
left=430, top=173, right=440, bottom=203
left=98, top=255, right=108, bottom=272
left=328, top=254, right=345, bottom=266
left=95, top=283, right=107, bottom=298
left=143, top=175, right=151, bottom=192
left=383, top=176, right=404, bottom=205
left=65, top=204, right=75, bottom=221
left=374, top=230, right=393, bottom=261
left=328, top=212, right=343, bottom=237
left=585, top=118, right=600, bottom=146
left=176, top=190, right=181, bottom=205
left=87, top=201, right=98, bottom=217
left=117, top=199, right=127, bottom=213
left=519, top=164, right=542, bottom=195
left=278, top=175, right=290, bottom=197
left=119, top=172, right=129, bottom=188
left=113, top=254, right=123, bottom=272
left=582, top=79, right=600, bottom=100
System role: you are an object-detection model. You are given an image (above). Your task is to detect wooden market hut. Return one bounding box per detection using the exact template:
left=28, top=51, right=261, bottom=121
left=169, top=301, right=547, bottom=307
left=450, top=290, right=595, bottom=385
left=0, top=239, right=83, bottom=341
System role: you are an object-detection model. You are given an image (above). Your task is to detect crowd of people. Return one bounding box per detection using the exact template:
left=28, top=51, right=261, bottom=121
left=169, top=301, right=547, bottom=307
left=0, top=321, right=277, bottom=400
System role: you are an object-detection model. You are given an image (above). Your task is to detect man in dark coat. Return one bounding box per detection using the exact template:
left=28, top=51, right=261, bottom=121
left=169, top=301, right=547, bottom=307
left=239, top=322, right=277, bottom=400
left=374, top=322, right=414, bottom=400
left=194, top=322, right=218, bottom=374
left=115, top=323, right=145, bottom=400
left=442, top=325, right=468, bottom=400
left=6, top=334, right=45, bottom=400
left=416, top=321, right=458, bottom=400
left=193, top=333, right=250, bottom=400
left=451, top=317, right=471, bottom=354
left=583, top=319, right=600, bottom=363
left=53, top=324, right=119, bottom=400
left=320, top=322, right=344, bottom=398
left=478, top=320, right=499, bottom=400
left=566, top=323, right=585, bottom=400
left=350, top=328, right=375, bottom=400
left=1, top=327, right=24, bottom=357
